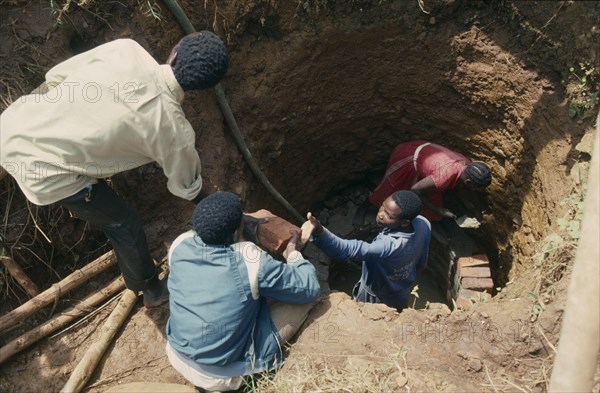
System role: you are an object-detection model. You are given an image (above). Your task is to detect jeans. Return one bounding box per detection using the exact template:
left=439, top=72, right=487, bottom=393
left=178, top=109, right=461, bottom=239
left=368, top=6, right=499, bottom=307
left=57, top=180, right=157, bottom=291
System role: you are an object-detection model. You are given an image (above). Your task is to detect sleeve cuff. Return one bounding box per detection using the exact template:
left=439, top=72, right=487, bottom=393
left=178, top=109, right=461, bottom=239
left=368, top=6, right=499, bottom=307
left=311, top=229, right=328, bottom=245
left=286, top=250, right=303, bottom=264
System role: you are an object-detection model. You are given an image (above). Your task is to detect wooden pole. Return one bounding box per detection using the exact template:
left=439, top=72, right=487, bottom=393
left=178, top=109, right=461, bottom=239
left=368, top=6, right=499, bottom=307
left=0, top=255, right=40, bottom=298
left=60, top=289, right=138, bottom=393
left=0, top=251, right=117, bottom=334
left=549, top=128, right=600, bottom=392
left=0, top=276, right=125, bottom=364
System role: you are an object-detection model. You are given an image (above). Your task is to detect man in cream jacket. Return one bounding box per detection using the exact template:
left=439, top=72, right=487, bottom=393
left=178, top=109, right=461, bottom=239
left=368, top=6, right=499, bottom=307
left=0, top=31, right=228, bottom=306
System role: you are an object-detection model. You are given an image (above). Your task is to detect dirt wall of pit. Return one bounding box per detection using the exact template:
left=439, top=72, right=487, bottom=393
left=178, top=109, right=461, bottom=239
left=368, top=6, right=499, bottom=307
left=0, top=1, right=598, bottom=392
left=166, top=0, right=596, bottom=289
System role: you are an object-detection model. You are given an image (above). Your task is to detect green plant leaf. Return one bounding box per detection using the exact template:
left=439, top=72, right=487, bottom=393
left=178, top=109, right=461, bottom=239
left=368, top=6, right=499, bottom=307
left=556, top=218, right=569, bottom=230
left=576, top=203, right=585, bottom=220
left=542, top=233, right=564, bottom=253
left=560, top=194, right=578, bottom=205
left=543, top=232, right=564, bottom=243
left=567, top=220, right=581, bottom=239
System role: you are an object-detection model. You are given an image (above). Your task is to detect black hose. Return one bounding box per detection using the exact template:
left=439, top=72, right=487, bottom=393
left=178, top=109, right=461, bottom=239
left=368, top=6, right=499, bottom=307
left=161, top=0, right=304, bottom=224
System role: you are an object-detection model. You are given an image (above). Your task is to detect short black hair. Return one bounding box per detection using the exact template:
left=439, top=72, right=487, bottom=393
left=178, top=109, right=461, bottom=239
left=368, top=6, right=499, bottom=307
left=464, top=162, right=492, bottom=187
left=193, top=192, right=242, bottom=245
left=391, top=191, right=422, bottom=220
left=173, top=31, right=228, bottom=91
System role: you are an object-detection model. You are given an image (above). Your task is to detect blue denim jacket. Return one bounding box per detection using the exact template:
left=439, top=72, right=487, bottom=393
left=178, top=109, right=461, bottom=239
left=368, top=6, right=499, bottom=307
left=314, top=216, right=431, bottom=304
left=166, top=231, right=320, bottom=377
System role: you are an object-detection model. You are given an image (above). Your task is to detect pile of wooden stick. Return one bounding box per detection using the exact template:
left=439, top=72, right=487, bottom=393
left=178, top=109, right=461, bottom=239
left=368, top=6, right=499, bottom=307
left=0, top=251, right=148, bottom=393
left=0, top=251, right=126, bottom=363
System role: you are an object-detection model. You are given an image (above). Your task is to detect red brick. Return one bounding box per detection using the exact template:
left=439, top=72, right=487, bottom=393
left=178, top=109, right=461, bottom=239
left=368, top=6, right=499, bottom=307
left=461, top=277, right=494, bottom=292
left=458, top=255, right=489, bottom=267
left=457, top=255, right=489, bottom=278
left=460, top=266, right=492, bottom=279
left=246, top=210, right=299, bottom=255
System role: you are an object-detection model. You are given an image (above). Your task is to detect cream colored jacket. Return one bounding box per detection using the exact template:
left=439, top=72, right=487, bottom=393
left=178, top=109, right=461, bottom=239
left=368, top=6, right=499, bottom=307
left=0, top=39, right=202, bottom=205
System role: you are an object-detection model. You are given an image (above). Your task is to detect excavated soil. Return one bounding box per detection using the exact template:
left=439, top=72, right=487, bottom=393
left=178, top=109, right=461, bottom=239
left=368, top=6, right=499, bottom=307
left=0, top=1, right=598, bottom=392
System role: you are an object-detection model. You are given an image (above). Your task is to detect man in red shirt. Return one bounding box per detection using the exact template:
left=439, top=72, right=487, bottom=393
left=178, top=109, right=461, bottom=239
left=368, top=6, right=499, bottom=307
left=368, top=140, right=492, bottom=221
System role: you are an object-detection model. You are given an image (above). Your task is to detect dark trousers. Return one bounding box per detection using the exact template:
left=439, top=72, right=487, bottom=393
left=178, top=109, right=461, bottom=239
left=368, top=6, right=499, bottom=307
left=352, top=281, right=409, bottom=312
left=57, top=181, right=157, bottom=291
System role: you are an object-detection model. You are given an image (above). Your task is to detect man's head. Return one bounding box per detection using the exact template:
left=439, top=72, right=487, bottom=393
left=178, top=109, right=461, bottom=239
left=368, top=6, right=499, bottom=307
left=168, top=31, right=228, bottom=91
left=193, top=192, right=242, bottom=245
left=462, top=162, right=492, bottom=189
left=377, top=190, right=422, bottom=229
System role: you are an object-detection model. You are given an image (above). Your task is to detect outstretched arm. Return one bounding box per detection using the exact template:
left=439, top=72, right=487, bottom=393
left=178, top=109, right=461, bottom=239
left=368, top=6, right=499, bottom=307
left=301, top=212, right=394, bottom=262
left=411, top=176, right=456, bottom=220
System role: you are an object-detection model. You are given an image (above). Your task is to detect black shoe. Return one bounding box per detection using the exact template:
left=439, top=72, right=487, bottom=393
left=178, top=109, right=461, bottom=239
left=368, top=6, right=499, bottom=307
left=143, top=278, right=169, bottom=308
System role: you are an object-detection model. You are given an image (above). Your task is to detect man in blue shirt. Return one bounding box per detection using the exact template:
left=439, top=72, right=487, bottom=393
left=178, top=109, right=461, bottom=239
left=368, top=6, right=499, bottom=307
left=166, top=192, right=320, bottom=391
left=302, top=190, right=430, bottom=311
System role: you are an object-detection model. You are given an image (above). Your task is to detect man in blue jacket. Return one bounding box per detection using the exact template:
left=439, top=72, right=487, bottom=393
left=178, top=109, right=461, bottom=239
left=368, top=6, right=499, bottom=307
left=302, top=190, right=430, bottom=311
left=166, top=192, right=320, bottom=391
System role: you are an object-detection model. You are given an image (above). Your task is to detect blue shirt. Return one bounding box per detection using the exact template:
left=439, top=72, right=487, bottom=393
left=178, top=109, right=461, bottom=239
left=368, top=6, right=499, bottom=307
left=166, top=231, right=320, bottom=377
left=314, top=216, right=431, bottom=306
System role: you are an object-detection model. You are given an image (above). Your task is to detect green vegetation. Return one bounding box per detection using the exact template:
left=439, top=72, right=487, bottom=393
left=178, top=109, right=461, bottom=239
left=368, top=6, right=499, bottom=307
left=141, top=1, right=163, bottom=22
left=49, top=0, right=92, bottom=25
left=529, top=150, right=590, bottom=322
left=563, top=61, right=599, bottom=120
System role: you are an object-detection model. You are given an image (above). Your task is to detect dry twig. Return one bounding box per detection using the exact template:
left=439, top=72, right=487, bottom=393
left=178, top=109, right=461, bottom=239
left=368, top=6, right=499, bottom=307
left=484, top=364, right=499, bottom=393
left=537, top=325, right=557, bottom=353
left=417, top=0, right=430, bottom=14
left=51, top=289, right=122, bottom=337
left=26, top=202, right=52, bottom=244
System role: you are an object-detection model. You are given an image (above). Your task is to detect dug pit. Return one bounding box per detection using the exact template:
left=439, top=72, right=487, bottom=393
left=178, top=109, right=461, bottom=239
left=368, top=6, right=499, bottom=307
left=0, top=1, right=597, bottom=392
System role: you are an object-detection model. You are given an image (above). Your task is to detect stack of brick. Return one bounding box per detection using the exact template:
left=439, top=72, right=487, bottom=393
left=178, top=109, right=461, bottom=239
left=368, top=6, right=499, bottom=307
left=428, top=222, right=482, bottom=306
left=454, top=254, right=493, bottom=308
left=426, top=238, right=455, bottom=304
left=245, top=209, right=299, bottom=256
